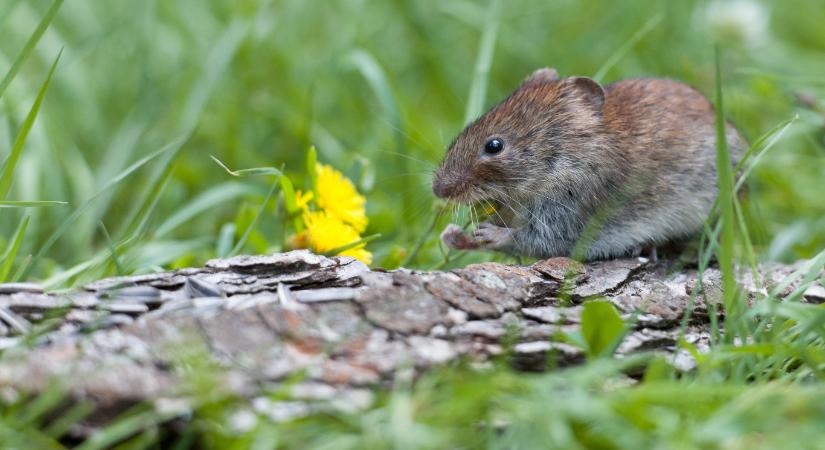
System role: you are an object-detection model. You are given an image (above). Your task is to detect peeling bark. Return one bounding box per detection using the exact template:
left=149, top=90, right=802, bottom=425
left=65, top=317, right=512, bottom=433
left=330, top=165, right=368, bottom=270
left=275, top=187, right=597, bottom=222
left=0, top=250, right=817, bottom=428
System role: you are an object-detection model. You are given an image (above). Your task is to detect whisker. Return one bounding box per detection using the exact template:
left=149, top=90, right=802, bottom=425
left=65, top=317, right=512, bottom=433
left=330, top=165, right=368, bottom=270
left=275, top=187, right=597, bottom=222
left=373, top=171, right=435, bottom=183
left=380, top=150, right=437, bottom=168
left=377, top=116, right=440, bottom=152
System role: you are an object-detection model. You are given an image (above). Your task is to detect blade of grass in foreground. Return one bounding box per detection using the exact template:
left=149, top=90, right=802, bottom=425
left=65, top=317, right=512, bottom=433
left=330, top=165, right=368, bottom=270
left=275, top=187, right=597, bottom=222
left=0, top=215, right=29, bottom=281
left=0, top=0, right=64, bottom=99
left=74, top=405, right=183, bottom=450
left=713, top=48, right=739, bottom=333
left=693, top=115, right=795, bottom=280
left=0, top=49, right=62, bottom=200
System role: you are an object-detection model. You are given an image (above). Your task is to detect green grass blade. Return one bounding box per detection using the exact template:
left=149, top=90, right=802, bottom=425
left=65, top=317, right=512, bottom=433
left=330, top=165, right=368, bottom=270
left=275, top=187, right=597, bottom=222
left=215, top=222, right=236, bottom=258
left=346, top=49, right=413, bottom=225
left=0, top=49, right=62, bottom=200
left=126, top=239, right=209, bottom=270
left=87, top=119, right=146, bottom=230
left=766, top=247, right=825, bottom=300
left=153, top=182, right=259, bottom=238
left=99, top=222, right=124, bottom=276
left=17, top=142, right=173, bottom=280
left=43, top=400, right=95, bottom=439
left=13, top=383, right=67, bottom=428
left=230, top=177, right=280, bottom=256
left=593, top=13, right=663, bottom=83
left=175, top=20, right=249, bottom=136
left=733, top=199, right=760, bottom=287
left=733, top=116, right=796, bottom=192
left=347, top=51, right=400, bottom=132
left=74, top=406, right=181, bottom=450
left=211, top=155, right=283, bottom=177
left=0, top=200, right=67, bottom=207
left=115, top=20, right=249, bottom=247
left=713, top=48, right=739, bottom=323
left=39, top=251, right=109, bottom=289
left=323, top=233, right=381, bottom=256
left=463, top=0, right=502, bottom=125
left=695, top=115, right=796, bottom=273
left=0, top=0, right=64, bottom=99
left=0, top=214, right=29, bottom=281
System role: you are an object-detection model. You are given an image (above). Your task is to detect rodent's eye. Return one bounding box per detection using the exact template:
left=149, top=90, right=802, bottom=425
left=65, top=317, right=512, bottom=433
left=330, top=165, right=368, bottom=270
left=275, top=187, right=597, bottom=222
left=484, top=138, right=504, bottom=155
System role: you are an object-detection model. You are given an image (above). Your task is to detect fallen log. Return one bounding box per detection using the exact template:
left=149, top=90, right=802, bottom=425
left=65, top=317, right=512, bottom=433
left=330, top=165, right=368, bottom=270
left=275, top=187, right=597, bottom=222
left=0, top=250, right=818, bottom=428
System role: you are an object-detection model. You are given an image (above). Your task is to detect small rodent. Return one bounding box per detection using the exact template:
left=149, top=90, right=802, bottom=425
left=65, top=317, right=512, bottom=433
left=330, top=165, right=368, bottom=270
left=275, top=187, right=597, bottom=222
left=432, top=68, right=744, bottom=261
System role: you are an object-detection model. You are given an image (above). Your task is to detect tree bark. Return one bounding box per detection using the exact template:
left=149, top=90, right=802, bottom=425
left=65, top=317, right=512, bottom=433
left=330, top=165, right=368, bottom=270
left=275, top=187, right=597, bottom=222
left=0, top=250, right=819, bottom=428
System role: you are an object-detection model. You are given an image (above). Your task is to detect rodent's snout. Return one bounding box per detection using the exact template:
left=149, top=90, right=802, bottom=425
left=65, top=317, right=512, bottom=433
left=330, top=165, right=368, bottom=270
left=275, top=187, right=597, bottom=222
left=432, top=171, right=467, bottom=200
left=431, top=175, right=452, bottom=199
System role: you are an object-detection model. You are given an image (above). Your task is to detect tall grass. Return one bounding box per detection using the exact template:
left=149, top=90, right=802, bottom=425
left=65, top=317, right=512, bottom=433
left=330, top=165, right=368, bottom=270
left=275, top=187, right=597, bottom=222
left=2, top=0, right=824, bottom=279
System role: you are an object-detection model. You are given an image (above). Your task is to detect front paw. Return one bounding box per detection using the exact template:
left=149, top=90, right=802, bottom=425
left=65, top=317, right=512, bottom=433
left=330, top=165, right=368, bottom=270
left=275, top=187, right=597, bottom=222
left=440, top=224, right=480, bottom=250
left=472, top=222, right=513, bottom=250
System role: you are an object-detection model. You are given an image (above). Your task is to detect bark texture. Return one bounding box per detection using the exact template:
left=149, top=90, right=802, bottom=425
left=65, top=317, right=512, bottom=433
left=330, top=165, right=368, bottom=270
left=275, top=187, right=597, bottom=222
left=0, top=250, right=820, bottom=426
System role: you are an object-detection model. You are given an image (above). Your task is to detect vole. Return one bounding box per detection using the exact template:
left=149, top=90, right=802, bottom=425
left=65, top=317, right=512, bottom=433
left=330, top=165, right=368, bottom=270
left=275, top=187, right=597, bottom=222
left=432, top=68, right=744, bottom=261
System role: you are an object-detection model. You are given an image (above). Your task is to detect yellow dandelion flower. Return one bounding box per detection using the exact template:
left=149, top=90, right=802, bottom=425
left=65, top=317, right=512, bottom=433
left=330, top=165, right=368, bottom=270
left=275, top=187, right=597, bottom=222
left=315, top=163, right=367, bottom=232
left=295, top=190, right=314, bottom=212
left=303, top=210, right=372, bottom=265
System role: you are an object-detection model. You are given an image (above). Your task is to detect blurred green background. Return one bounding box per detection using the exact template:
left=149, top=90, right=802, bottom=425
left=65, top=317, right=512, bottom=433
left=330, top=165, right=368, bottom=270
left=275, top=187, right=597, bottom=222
left=1, top=0, right=824, bottom=283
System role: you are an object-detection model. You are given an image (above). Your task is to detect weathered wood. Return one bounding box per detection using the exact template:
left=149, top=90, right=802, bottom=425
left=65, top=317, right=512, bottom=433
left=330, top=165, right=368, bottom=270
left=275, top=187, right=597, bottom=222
left=0, top=250, right=817, bottom=428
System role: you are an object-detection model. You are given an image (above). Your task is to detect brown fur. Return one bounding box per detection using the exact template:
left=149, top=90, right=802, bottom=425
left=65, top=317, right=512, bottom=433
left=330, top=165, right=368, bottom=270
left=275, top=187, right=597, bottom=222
left=433, top=68, right=744, bottom=260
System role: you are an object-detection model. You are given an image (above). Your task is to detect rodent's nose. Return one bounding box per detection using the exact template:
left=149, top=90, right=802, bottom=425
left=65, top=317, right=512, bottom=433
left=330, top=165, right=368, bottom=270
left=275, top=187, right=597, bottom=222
left=432, top=177, right=450, bottom=198
left=432, top=176, right=455, bottom=199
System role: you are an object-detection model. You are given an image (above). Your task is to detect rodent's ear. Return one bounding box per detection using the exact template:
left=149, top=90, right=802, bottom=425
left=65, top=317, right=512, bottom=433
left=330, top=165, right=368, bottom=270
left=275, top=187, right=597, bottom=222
left=567, top=77, right=605, bottom=112
left=520, top=68, right=560, bottom=88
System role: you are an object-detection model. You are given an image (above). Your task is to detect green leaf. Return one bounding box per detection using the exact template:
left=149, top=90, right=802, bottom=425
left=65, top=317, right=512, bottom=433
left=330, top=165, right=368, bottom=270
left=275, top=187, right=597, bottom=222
left=0, top=49, right=62, bottom=200
left=0, top=0, right=64, bottom=99
left=581, top=300, right=625, bottom=359
left=0, top=215, right=30, bottom=281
